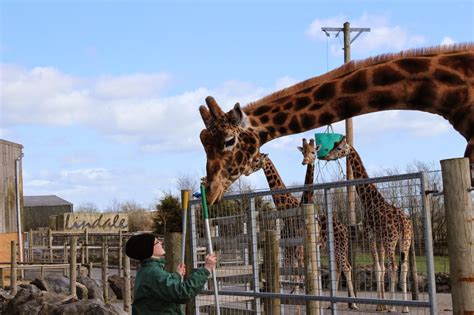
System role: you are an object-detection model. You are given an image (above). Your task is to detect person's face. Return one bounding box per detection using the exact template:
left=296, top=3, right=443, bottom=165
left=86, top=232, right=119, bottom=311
left=153, top=239, right=165, bottom=257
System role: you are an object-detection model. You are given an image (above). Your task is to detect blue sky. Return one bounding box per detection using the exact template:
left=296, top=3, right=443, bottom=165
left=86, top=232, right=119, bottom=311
left=1, top=0, right=473, bottom=210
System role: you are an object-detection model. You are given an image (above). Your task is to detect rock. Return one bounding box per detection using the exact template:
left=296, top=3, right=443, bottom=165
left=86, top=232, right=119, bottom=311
left=77, top=275, right=103, bottom=301
left=6, top=285, right=63, bottom=315
left=41, top=300, right=121, bottom=315
left=31, top=275, right=90, bottom=300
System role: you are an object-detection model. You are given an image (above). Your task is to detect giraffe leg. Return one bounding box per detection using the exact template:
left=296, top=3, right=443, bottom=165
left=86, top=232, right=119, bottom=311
left=387, top=242, right=398, bottom=313
left=377, top=245, right=388, bottom=311
left=343, top=266, right=358, bottom=310
left=369, top=236, right=386, bottom=311
left=400, top=225, right=412, bottom=313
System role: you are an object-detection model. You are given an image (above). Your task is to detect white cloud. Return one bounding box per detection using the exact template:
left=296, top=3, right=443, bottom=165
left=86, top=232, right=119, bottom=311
left=94, top=73, right=171, bottom=99
left=440, top=36, right=456, bottom=45
left=306, top=12, right=426, bottom=55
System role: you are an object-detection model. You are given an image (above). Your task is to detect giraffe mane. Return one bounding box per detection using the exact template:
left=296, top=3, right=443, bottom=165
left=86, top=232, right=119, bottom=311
left=244, top=42, right=474, bottom=112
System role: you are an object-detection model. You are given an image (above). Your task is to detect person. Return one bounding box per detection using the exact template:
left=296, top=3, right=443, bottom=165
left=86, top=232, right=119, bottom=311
left=125, top=233, right=217, bottom=315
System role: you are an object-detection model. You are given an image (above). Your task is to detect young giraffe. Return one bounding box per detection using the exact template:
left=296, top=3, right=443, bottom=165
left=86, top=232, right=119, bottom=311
left=198, top=44, right=474, bottom=206
left=248, top=151, right=305, bottom=296
left=322, top=136, right=412, bottom=313
left=250, top=141, right=357, bottom=308
left=298, top=138, right=357, bottom=310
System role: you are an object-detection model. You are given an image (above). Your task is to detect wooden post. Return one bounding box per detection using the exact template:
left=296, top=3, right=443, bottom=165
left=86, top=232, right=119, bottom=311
left=303, top=204, right=321, bottom=314
left=28, top=229, right=33, bottom=262
left=81, top=242, right=85, bottom=265
left=123, top=254, right=131, bottom=314
left=70, top=236, right=77, bottom=297
left=441, top=158, right=474, bottom=314
left=40, top=266, right=45, bottom=278
left=84, top=229, right=89, bottom=264
left=48, top=229, right=53, bottom=263
left=63, top=243, right=68, bottom=277
left=10, top=240, right=18, bottom=295
left=263, top=230, right=280, bottom=315
left=88, top=261, right=93, bottom=278
left=118, top=230, right=123, bottom=277
left=165, top=232, right=181, bottom=273
left=102, top=239, right=109, bottom=303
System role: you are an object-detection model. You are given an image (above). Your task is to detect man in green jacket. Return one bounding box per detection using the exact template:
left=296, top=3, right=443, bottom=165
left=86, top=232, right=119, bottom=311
left=125, top=233, right=217, bottom=315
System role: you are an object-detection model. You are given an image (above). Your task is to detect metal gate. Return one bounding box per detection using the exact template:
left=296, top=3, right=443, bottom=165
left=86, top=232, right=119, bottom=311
left=188, top=172, right=437, bottom=314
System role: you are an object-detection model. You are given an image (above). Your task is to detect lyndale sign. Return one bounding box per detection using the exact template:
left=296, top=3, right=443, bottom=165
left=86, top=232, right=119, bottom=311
left=56, top=213, right=128, bottom=232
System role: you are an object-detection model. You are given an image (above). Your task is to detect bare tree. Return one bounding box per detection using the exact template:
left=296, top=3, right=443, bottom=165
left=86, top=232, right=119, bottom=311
left=75, top=202, right=99, bottom=213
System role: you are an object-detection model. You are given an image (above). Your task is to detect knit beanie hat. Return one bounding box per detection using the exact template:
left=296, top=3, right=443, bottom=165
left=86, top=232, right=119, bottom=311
left=125, top=233, right=156, bottom=260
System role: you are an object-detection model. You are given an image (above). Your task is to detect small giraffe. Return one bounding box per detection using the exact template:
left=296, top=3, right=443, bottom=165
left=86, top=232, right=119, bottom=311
left=297, top=138, right=357, bottom=310
left=199, top=44, right=474, bottom=205
left=322, top=136, right=412, bottom=313
left=250, top=145, right=357, bottom=308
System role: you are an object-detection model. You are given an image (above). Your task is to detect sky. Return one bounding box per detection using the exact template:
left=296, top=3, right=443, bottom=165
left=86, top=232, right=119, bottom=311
left=1, top=0, right=473, bottom=210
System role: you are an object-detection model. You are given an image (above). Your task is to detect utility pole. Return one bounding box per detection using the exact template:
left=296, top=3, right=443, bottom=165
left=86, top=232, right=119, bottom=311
left=321, top=21, right=370, bottom=299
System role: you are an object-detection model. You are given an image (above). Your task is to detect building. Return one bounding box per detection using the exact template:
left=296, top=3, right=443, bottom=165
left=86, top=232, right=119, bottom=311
left=0, top=139, right=24, bottom=262
left=23, top=195, right=73, bottom=230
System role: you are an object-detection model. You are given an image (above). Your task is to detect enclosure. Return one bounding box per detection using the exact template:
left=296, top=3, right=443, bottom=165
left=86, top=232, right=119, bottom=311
left=187, top=171, right=439, bottom=314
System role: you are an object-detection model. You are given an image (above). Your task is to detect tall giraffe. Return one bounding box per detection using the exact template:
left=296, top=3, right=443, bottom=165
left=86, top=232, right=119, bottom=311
left=297, top=138, right=357, bottom=310
left=198, top=44, right=474, bottom=205
left=250, top=141, right=357, bottom=308
left=322, top=136, right=412, bottom=313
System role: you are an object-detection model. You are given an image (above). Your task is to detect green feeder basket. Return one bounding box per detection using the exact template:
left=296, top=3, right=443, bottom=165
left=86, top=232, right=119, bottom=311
left=315, top=133, right=344, bottom=159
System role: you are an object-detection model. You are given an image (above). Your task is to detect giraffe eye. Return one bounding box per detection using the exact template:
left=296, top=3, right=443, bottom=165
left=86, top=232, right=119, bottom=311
left=224, top=136, right=236, bottom=149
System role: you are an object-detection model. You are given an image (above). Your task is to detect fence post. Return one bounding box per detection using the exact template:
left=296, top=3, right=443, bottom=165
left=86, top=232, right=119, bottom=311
left=70, top=235, right=77, bottom=297
left=263, top=230, right=280, bottom=315
left=303, top=204, right=321, bottom=314
left=123, top=253, right=131, bottom=314
left=248, top=197, right=261, bottom=314
left=102, top=238, right=109, bottom=303
left=85, top=229, right=89, bottom=264
left=118, top=230, right=123, bottom=277
left=165, top=232, right=181, bottom=273
left=48, top=228, right=53, bottom=263
left=28, top=229, right=33, bottom=262
left=440, top=158, right=474, bottom=314
left=10, top=240, right=17, bottom=295
left=63, top=243, right=68, bottom=277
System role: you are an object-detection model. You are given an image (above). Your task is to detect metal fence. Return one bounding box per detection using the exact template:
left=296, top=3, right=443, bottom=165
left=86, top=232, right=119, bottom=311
left=188, top=172, right=437, bottom=314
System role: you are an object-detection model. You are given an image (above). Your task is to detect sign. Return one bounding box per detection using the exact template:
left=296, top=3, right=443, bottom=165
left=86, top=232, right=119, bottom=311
left=55, top=213, right=128, bottom=232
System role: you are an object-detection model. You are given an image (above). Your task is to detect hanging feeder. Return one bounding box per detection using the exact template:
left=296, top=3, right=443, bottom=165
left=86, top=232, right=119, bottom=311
left=314, top=132, right=344, bottom=159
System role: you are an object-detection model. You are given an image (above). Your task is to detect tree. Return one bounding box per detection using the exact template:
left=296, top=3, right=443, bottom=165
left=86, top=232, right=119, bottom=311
left=153, top=194, right=182, bottom=235
left=75, top=202, right=99, bottom=213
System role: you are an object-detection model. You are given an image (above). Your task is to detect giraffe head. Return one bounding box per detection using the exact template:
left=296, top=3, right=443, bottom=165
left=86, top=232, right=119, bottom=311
left=320, top=136, right=351, bottom=161
left=248, top=152, right=269, bottom=174
left=297, top=138, right=319, bottom=166
left=199, top=96, right=262, bottom=205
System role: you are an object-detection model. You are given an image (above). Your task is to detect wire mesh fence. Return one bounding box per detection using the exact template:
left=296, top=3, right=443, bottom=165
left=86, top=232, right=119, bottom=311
left=188, top=172, right=437, bottom=314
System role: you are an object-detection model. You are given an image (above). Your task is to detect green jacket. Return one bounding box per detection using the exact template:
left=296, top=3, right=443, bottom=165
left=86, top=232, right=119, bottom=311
left=132, top=258, right=210, bottom=315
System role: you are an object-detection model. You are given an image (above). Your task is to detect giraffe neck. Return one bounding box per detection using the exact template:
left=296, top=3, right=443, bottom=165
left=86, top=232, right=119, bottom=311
left=262, top=158, right=300, bottom=209
left=347, top=146, right=386, bottom=210
left=244, top=46, right=472, bottom=145
left=301, top=163, right=314, bottom=204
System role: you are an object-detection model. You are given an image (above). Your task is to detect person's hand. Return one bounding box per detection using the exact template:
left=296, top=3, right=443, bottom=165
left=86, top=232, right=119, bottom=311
left=204, top=253, right=217, bottom=273
left=177, top=263, right=186, bottom=277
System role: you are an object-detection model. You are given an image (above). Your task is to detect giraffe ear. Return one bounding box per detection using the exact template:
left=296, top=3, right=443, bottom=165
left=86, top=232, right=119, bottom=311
left=297, top=146, right=303, bottom=153
left=229, top=102, right=250, bottom=128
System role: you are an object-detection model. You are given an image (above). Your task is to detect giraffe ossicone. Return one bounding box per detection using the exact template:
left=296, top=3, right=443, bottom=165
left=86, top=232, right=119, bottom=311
left=199, top=43, right=474, bottom=205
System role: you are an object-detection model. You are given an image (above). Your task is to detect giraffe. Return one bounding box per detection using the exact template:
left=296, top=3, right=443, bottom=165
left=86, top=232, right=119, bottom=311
left=297, top=138, right=357, bottom=310
left=198, top=44, right=474, bottom=206
left=322, top=136, right=412, bottom=313
left=250, top=140, right=357, bottom=309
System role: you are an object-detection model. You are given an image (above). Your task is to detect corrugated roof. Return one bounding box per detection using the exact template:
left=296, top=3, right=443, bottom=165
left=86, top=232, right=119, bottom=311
left=24, top=195, right=73, bottom=207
